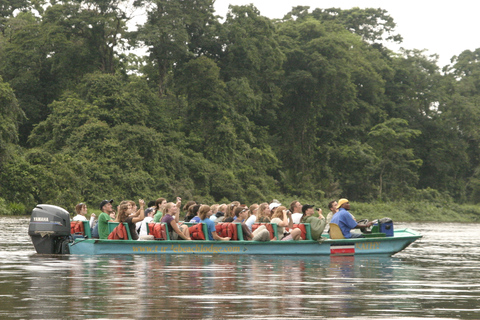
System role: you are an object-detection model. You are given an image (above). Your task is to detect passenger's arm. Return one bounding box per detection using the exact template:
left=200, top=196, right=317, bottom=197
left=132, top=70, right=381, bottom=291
left=287, top=211, right=294, bottom=228
left=277, top=210, right=289, bottom=227
left=132, top=200, right=145, bottom=224
left=89, top=213, right=96, bottom=226
left=317, top=208, right=324, bottom=220
left=170, top=220, right=191, bottom=240
left=212, top=231, right=230, bottom=241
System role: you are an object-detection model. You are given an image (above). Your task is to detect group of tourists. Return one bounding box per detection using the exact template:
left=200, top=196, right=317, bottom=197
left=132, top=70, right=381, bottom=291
left=72, top=196, right=372, bottom=241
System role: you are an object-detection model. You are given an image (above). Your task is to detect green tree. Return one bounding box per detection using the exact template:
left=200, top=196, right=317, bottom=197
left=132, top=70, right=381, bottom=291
left=136, top=0, right=219, bottom=95
left=368, top=118, right=422, bottom=199
left=0, top=75, right=23, bottom=164
left=310, top=7, right=403, bottom=43
left=219, top=5, right=285, bottom=125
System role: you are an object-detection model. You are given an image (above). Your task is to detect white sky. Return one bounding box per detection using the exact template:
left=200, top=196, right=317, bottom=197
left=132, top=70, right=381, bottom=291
left=214, top=0, right=480, bottom=69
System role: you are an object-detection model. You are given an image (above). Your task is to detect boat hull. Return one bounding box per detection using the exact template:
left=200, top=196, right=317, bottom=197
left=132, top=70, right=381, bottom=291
left=68, top=228, right=421, bottom=256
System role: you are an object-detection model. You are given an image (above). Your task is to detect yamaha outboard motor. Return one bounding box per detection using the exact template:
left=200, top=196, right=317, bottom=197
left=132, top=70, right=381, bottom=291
left=28, top=204, right=71, bottom=254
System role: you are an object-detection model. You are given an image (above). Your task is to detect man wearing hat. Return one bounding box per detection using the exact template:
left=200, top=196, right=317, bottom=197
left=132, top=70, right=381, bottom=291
left=98, top=199, right=114, bottom=239
left=330, top=198, right=373, bottom=238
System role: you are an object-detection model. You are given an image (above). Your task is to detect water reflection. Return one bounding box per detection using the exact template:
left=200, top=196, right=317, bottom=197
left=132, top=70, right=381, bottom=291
left=17, top=255, right=417, bottom=319
left=0, top=218, right=479, bottom=319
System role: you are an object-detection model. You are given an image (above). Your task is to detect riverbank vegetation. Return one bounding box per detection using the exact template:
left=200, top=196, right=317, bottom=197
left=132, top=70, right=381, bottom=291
left=1, top=1, right=480, bottom=222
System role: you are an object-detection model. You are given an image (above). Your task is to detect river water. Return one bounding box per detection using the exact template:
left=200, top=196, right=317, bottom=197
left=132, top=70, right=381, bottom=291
left=0, top=218, right=478, bottom=319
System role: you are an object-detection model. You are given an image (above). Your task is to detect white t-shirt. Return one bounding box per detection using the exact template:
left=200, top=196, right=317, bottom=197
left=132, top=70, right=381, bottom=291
left=138, top=217, right=154, bottom=236
left=291, top=213, right=303, bottom=224
left=72, top=214, right=87, bottom=221
left=245, top=215, right=257, bottom=231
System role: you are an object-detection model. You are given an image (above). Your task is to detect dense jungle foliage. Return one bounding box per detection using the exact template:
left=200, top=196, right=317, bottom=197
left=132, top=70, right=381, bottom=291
left=1, top=0, right=480, bottom=216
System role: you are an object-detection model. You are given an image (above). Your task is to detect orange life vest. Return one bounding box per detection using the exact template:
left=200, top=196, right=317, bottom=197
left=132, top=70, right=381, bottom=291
left=108, top=223, right=128, bottom=240
left=188, top=223, right=205, bottom=240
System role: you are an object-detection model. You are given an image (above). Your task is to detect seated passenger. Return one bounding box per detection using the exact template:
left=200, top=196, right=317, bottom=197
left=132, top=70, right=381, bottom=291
left=199, top=205, right=230, bottom=241
left=331, top=199, right=373, bottom=238
left=300, top=204, right=326, bottom=240
left=213, top=204, right=227, bottom=222
left=115, top=199, right=145, bottom=240
left=182, top=200, right=197, bottom=222
left=326, top=200, right=338, bottom=225
left=244, top=203, right=258, bottom=231
left=223, top=201, right=240, bottom=222
left=256, top=203, right=271, bottom=223
left=234, top=207, right=271, bottom=241
left=269, top=201, right=281, bottom=218
left=72, top=203, right=96, bottom=226
left=188, top=204, right=202, bottom=223
left=153, top=197, right=167, bottom=222
left=161, top=201, right=191, bottom=240
left=138, top=207, right=155, bottom=237
left=128, top=200, right=138, bottom=216
left=98, top=199, right=115, bottom=239
left=270, top=206, right=302, bottom=241
left=290, top=200, right=303, bottom=224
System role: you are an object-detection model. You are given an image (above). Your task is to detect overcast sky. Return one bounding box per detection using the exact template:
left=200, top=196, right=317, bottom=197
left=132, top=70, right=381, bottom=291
left=214, top=0, right=480, bottom=68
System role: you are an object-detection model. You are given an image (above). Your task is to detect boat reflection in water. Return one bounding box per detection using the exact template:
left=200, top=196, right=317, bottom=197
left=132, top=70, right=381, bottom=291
left=23, top=253, right=423, bottom=319
left=5, top=218, right=479, bottom=319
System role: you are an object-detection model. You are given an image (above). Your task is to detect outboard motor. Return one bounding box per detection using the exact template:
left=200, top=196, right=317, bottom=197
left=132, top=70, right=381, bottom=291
left=28, top=204, right=71, bottom=254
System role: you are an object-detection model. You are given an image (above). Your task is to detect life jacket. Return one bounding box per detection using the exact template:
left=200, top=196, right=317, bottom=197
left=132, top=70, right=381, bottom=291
left=215, top=223, right=238, bottom=240
left=293, top=223, right=308, bottom=240
left=148, top=223, right=168, bottom=240
left=108, top=223, right=128, bottom=240
left=70, top=221, right=85, bottom=235
left=188, top=223, right=205, bottom=240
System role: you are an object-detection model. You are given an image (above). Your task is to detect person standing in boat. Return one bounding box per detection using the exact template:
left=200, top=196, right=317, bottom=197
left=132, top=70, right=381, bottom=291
left=300, top=204, right=327, bottom=240
left=330, top=199, right=373, bottom=238
left=98, top=199, right=115, bottom=239
left=270, top=206, right=302, bottom=241
left=115, top=199, right=145, bottom=240
left=161, top=200, right=192, bottom=240
left=72, top=203, right=96, bottom=227
left=199, top=205, right=230, bottom=241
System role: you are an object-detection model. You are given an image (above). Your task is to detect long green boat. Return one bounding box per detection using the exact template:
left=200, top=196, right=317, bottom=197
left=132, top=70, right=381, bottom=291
left=29, top=204, right=422, bottom=256
left=68, top=228, right=421, bottom=256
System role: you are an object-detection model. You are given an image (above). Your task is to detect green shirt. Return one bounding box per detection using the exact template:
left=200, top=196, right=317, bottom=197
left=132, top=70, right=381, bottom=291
left=153, top=211, right=163, bottom=223
left=302, top=216, right=326, bottom=240
left=98, top=212, right=113, bottom=239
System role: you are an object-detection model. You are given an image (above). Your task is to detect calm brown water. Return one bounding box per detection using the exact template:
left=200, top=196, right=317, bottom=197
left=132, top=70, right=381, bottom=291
left=0, top=217, right=479, bottom=319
